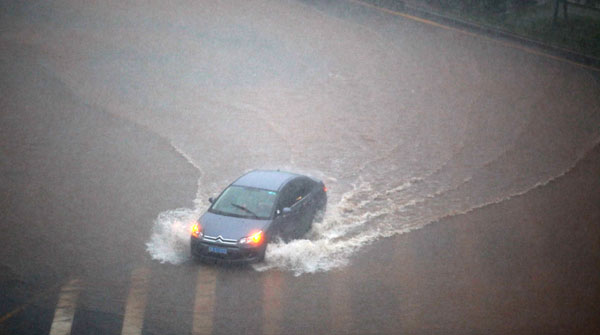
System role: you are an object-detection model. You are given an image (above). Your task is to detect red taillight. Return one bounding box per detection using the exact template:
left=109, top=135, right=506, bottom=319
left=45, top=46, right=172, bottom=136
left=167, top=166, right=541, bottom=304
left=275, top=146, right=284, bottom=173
left=323, top=185, right=328, bottom=192
left=191, top=223, right=202, bottom=238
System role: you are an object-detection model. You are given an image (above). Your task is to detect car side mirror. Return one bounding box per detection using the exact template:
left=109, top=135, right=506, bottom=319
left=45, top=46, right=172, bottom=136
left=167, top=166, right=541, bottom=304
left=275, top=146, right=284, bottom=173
left=208, top=197, right=214, bottom=204
left=282, top=207, right=292, bottom=214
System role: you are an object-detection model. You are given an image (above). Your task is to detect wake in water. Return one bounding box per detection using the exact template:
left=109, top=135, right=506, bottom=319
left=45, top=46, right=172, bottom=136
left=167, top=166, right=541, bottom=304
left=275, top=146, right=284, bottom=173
left=146, top=136, right=600, bottom=275
left=253, top=179, right=414, bottom=275
left=145, top=176, right=415, bottom=275
left=145, top=141, right=208, bottom=264
left=145, top=207, right=202, bottom=264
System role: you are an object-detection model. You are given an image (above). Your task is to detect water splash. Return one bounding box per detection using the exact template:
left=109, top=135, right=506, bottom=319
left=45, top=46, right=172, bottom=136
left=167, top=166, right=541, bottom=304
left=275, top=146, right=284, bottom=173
left=145, top=207, right=201, bottom=264
left=146, top=136, right=600, bottom=275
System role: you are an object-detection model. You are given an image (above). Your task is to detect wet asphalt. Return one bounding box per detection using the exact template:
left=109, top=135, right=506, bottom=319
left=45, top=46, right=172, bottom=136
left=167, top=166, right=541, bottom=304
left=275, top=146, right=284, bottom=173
left=1, top=1, right=599, bottom=334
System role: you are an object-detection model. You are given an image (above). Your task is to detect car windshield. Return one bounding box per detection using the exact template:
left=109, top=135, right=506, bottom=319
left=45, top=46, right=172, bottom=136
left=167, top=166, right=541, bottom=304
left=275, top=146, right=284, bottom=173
left=209, top=185, right=277, bottom=220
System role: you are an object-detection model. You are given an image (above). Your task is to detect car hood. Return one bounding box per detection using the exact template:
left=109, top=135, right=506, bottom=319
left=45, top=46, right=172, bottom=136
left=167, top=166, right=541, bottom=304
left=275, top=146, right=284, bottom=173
left=200, top=212, right=271, bottom=241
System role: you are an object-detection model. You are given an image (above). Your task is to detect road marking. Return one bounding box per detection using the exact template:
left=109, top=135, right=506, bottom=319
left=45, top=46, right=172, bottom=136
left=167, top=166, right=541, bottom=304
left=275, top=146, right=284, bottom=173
left=192, top=267, right=217, bottom=335
left=0, top=283, right=63, bottom=324
left=262, top=271, right=283, bottom=335
left=394, top=243, right=421, bottom=334
left=328, top=270, right=352, bottom=334
left=0, top=304, right=28, bottom=324
left=48, top=279, right=81, bottom=335
left=348, top=0, right=600, bottom=72
left=121, top=267, right=150, bottom=335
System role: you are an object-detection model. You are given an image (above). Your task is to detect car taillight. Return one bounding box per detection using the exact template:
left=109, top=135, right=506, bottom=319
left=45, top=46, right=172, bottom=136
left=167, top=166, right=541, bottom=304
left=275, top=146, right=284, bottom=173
left=323, top=185, right=327, bottom=192
left=191, top=222, right=203, bottom=238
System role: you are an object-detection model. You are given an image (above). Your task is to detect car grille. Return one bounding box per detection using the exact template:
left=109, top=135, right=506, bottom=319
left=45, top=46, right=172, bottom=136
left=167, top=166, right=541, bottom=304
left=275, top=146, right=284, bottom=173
left=202, top=234, right=238, bottom=246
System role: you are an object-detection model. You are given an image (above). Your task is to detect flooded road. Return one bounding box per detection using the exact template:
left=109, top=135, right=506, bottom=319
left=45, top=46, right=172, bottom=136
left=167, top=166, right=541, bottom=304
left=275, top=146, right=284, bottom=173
left=1, top=0, right=599, bottom=334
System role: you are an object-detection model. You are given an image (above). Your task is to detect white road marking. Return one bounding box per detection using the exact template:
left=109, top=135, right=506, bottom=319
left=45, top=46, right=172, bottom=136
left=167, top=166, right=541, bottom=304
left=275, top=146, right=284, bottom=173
left=48, top=279, right=81, bottom=335
left=329, top=270, right=352, bottom=334
left=192, top=267, right=217, bottom=335
left=262, top=271, right=283, bottom=335
left=121, top=267, right=150, bottom=335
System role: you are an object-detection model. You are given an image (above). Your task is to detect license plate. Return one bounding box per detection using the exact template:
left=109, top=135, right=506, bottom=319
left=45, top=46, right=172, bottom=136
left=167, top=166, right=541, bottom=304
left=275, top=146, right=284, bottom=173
left=208, top=246, right=228, bottom=255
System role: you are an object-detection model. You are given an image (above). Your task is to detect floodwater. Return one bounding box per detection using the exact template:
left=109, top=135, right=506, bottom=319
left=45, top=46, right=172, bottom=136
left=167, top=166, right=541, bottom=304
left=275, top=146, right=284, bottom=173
left=1, top=0, right=599, bottom=334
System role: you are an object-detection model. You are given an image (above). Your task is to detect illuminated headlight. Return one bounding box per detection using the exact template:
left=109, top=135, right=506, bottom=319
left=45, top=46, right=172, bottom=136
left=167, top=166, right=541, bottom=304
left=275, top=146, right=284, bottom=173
left=191, top=222, right=203, bottom=238
left=239, top=231, right=263, bottom=245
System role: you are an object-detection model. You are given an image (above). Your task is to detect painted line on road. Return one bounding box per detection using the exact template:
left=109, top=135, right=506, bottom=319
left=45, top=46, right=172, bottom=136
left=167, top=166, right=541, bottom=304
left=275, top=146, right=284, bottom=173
left=121, top=267, right=150, bottom=335
left=262, top=271, right=283, bottom=335
left=348, top=0, right=600, bottom=72
left=48, top=278, right=81, bottom=335
left=328, top=270, right=352, bottom=334
left=0, top=304, right=28, bottom=325
left=192, top=267, right=217, bottom=335
left=0, top=283, right=63, bottom=324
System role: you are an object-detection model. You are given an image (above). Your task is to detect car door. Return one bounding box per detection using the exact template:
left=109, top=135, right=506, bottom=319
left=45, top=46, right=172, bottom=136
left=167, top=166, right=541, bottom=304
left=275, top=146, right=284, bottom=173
left=274, top=179, right=304, bottom=240
left=293, top=178, right=317, bottom=233
left=286, top=178, right=316, bottom=237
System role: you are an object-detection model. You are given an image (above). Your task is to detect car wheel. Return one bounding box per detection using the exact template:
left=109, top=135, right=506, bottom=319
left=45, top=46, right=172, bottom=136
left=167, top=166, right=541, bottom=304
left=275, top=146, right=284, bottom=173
left=301, top=209, right=317, bottom=236
left=304, top=211, right=317, bottom=234
left=314, top=205, right=326, bottom=223
left=257, top=244, right=267, bottom=262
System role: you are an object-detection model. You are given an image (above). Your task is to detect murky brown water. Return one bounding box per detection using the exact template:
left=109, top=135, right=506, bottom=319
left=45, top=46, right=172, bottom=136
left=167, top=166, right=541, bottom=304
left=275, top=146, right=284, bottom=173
left=1, top=0, right=599, bottom=334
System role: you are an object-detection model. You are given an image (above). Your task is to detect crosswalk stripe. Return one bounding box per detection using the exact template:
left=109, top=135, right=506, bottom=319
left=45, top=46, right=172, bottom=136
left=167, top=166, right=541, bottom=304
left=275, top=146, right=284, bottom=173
left=262, top=271, right=283, bottom=335
left=48, top=279, right=81, bottom=335
left=121, top=267, right=150, bottom=335
left=329, top=271, right=352, bottom=334
left=192, top=267, right=217, bottom=335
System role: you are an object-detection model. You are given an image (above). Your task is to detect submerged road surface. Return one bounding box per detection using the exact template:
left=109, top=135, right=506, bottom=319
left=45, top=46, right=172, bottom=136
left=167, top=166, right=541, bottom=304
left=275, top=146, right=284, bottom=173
left=1, top=0, right=599, bottom=334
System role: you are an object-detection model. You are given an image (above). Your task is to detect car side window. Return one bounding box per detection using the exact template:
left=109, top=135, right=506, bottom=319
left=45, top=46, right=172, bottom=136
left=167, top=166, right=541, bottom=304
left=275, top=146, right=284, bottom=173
left=278, top=182, right=299, bottom=210
left=278, top=179, right=315, bottom=210
left=294, top=179, right=312, bottom=202
left=291, top=178, right=316, bottom=205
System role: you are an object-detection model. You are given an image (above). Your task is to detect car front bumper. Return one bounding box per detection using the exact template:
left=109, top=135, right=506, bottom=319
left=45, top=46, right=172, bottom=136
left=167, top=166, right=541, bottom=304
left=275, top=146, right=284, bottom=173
left=190, top=237, right=264, bottom=263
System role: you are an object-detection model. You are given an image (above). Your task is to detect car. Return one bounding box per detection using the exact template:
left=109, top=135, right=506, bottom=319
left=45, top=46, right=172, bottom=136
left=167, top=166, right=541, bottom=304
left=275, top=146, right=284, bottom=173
left=190, top=170, right=327, bottom=263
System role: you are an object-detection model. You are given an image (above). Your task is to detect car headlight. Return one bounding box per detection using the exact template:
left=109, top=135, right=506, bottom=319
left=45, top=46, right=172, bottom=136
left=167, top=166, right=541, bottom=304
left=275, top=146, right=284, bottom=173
left=191, top=222, right=203, bottom=238
left=239, top=231, right=263, bottom=245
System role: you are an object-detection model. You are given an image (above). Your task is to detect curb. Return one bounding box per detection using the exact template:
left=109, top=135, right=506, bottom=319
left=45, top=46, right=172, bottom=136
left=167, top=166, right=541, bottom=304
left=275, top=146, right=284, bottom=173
left=362, top=0, right=600, bottom=70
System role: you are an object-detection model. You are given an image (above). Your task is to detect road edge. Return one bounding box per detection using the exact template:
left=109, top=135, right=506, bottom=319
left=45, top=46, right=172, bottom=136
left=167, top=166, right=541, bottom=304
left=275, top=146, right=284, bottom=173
left=352, top=0, right=600, bottom=71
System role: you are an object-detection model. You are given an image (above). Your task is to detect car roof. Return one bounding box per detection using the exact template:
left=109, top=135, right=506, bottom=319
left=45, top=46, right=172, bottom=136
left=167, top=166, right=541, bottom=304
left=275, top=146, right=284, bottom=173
left=232, top=170, right=301, bottom=191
